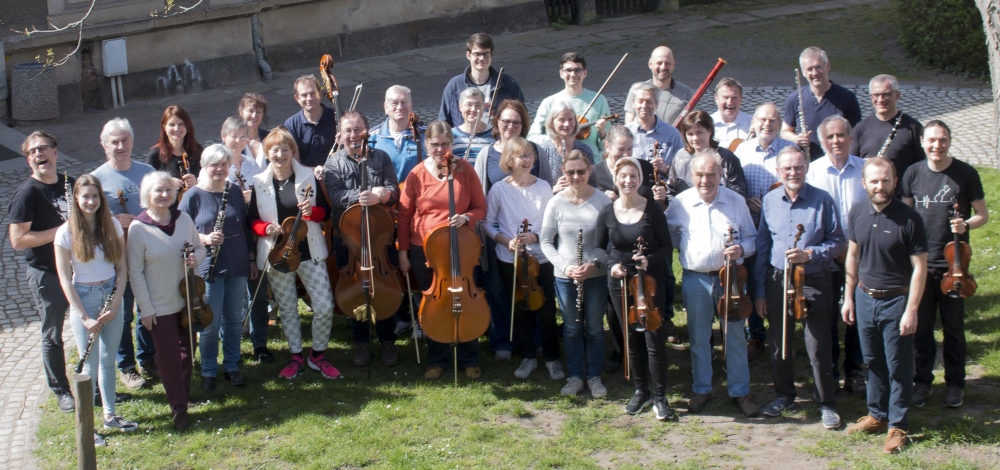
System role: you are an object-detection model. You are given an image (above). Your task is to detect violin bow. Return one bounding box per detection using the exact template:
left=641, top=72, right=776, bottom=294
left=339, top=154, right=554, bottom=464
left=621, top=275, right=630, bottom=380
left=349, top=83, right=363, bottom=112
left=404, top=274, right=421, bottom=364
left=181, top=243, right=196, bottom=349
left=487, top=67, right=504, bottom=122
left=509, top=236, right=520, bottom=343
left=578, top=53, right=628, bottom=127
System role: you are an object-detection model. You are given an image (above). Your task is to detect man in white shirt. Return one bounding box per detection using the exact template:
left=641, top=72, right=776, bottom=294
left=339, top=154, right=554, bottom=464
left=808, top=115, right=879, bottom=399
left=624, top=46, right=694, bottom=126
left=711, top=78, right=752, bottom=151
left=666, top=150, right=759, bottom=418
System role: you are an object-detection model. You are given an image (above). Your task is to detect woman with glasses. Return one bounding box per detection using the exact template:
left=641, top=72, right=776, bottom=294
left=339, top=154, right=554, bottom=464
left=451, top=88, right=495, bottom=164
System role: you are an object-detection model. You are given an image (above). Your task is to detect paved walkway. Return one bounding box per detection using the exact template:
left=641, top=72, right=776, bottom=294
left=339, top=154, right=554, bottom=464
left=0, top=0, right=995, bottom=468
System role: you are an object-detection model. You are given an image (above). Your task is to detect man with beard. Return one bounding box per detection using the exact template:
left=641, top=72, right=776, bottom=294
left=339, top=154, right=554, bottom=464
left=755, top=146, right=845, bottom=429
left=624, top=46, right=693, bottom=126
left=900, top=121, right=987, bottom=409
left=781, top=47, right=861, bottom=161
left=711, top=78, right=752, bottom=150
left=843, top=157, right=927, bottom=454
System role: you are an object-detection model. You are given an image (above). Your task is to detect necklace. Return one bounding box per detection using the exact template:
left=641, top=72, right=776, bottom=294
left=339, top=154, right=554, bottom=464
left=276, top=176, right=292, bottom=191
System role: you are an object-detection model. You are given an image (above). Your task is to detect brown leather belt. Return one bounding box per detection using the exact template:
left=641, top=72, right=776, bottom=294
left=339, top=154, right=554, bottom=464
left=706, top=271, right=720, bottom=277
left=859, top=283, right=908, bottom=299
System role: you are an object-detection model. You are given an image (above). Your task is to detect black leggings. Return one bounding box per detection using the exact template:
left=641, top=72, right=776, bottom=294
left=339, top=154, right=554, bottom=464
left=497, top=259, right=559, bottom=362
left=607, top=268, right=670, bottom=397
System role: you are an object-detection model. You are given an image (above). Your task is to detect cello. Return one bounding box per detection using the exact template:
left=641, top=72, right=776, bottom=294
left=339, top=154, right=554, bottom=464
left=508, top=218, right=545, bottom=342
left=627, top=236, right=662, bottom=333
left=941, top=201, right=977, bottom=298
left=335, top=134, right=404, bottom=323
left=717, top=226, right=751, bottom=360
left=781, top=224, right=808, bottom=360
left=418, top=152, right=489, bottom=382
left=267, top=184, right=314, bottom=273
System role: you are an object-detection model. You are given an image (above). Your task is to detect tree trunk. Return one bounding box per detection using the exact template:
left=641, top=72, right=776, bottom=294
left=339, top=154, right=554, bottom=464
left=975, top=0, right=1000, bottom=169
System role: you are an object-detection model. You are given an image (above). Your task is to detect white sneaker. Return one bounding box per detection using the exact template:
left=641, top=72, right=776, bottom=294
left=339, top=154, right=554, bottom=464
left=545, top=360, right=566, bottom=380
left=587, top=377, right=608, bottom=398
left=561, top=377, right=585, bottom=396
left=514, top=358, right=537, bottom=379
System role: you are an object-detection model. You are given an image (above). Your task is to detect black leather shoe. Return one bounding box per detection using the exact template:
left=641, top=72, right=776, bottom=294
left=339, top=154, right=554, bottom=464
left=201, top=375, right=216, bottom=392
left=224, top=370, right=246, bottom=386
left=254, top=347, right=274, bottom=364
left=57, top=392, right=75, bottom=413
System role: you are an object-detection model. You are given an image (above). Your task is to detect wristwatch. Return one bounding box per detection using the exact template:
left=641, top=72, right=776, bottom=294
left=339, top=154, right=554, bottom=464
left=806, top=249, right=814, bottom=262
left=963, top=221, right=970, bottom=232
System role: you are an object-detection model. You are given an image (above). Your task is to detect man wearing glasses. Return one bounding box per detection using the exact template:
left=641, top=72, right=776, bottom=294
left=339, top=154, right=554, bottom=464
left=372, top=85, right=424, bottom=183
left=438, top=33, right=525, bottom=128
left=781, top=47, right=861, bottom=162
left=850, top=74, right=925, bottom=182
left=754, top=146, right=846, bottom=430
left=624, top=46, right=693, bottom=126
left=528, top=52, right=610, bottom=162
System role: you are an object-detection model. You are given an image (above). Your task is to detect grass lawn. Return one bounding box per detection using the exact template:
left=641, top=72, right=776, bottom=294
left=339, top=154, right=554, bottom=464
left=35, top=168, right=1000, bottom=469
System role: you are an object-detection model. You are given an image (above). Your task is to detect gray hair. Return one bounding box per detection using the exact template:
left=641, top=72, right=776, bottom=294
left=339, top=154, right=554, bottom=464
left=220, top=116, right=248, bottom=140
left=139, top=171, right=175, bottom=209
left=799, top=46, right=829, bottom=67
left=459, top=87, right=485, bottom=103
left=869, top=74, right=900, bottom=93
left=818, top=115, right=853, bottom=142
left=606, top=124, right=634, bottom=146
left=777, top=145, right=807, bottom=167
left=691, top=148, right=723, bottom=172
left=100, top=118, right=134, bottom=146
left=629, top=81, right=662, bottom=105
left=544, top=100, right=580, bottom=136
left=385, top=85, right=412, bottom=101
left=753, top=101, right=780, bottom=120
left=198, top=144, right=233, bottom=185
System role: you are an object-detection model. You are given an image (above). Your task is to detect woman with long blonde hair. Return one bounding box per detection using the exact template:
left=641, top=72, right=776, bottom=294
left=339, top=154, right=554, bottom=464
left=54, top=175, right=137, bottom=441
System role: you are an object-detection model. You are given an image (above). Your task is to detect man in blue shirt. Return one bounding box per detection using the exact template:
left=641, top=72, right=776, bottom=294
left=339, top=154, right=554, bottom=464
left=284, top=75, right=338, bottom=172
left=438, top=33, right=525, bottom=127
left=624, top=82, right=684, bottom=173
left=755, top=146, right=846, bottom=429
left=781, top=47, right=861, bottom=161
left=372, top=85, right=424, bottom=183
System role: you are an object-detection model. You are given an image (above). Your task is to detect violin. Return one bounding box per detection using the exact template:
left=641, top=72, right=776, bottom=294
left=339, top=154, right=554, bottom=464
left=267, top=184, right=314, bottom=273
left=626, top=236, right=661, bottom=333
left=513, top=219, right=544, bottom=310
left=941, top=201, right=977, bottom=298
left=572, top=53, right=628, bottom=140
left=576, top=113, right=622, bottom=140
left=177, top=152, right=192, bottom=201
left=717, top=227, right=751, bottom=360
left=418, top=152, right=489, bottom=347
left=178, top=241, right=213, bottom=332
left=781, top=224, right=808, bottom=359
left=116, top=189, right=129, bottom=242
left=335, top=134, right=403, bottom=322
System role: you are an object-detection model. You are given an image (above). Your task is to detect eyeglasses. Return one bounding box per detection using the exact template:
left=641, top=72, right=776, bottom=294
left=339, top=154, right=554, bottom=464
left=28, top=145, right=52, bottom=155
left=564, top=169, right=588, bottom=177
left=500, top=119, right=522, bottom=127
left=870, top=92, right=895, bottom=101
left=779, top=165, right=808, bottom=174
left=561, top=68, right=585, bottom=75
left=470, top=51, right=492, bottom=59
left=386, top=100, right=411, bottom=108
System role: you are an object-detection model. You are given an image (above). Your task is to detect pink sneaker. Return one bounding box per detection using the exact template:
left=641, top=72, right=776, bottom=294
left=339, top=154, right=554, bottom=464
left=278, top=355, right=305, bottom=379
left=307, top=351, right=342, bottom=379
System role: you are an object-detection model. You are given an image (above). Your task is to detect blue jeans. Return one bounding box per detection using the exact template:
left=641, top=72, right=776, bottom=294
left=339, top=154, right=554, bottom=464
left=555, top=276, right=608, bottom=379
left=856, top=288, right=913, bottom=431
left=682, top=270, right=751, bottom=397
left=116, top=282, right=156, bottom=372
left=69, top=277, right=124, bottom=416
left=484, top=239, right=514, bottom=353
left=201, top=274, right=248, bottom=377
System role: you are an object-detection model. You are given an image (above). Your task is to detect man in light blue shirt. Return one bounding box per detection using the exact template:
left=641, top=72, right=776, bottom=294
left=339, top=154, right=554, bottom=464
left=734, top=102, right=794, bottom=223
left=806, top=114, right=868, bottom=398
left=625, top=82, right=684, bottom=171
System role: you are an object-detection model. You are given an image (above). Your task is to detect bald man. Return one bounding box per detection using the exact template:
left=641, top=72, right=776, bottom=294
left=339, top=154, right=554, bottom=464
left=624, top=46, right=694, bottom=126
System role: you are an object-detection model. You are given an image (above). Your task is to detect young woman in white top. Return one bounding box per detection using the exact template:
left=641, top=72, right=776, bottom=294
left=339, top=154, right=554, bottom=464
left=54, top=175, right=137, bottom=436
left=483, top=137, right=562, bottom=382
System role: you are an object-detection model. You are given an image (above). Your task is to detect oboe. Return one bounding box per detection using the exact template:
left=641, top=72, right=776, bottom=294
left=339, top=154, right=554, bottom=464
left=794, top=69, right=810, bottom=160
left=206, top=181, right=231, bottom=283
left=75, top=293, right=115, bottom=374
left=575, top=226, right=584, bottom=317
left=875, top=113, right=904, bottom=160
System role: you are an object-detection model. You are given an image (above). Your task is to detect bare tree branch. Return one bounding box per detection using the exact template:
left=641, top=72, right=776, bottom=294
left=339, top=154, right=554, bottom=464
left=150, top=0, right=205, bottom=18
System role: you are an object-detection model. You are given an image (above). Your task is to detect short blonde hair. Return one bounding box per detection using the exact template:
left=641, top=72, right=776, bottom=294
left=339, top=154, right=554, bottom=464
left=263, top=128, right=300, bottom=161
left=499, top=137, right=534, bottom=174
left=139, top=171, right=175, bottom=209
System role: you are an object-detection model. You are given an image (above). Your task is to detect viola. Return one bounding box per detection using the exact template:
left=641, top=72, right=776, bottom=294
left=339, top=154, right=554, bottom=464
left=418, top=152, right=489, bottom=347
left=717, top=227, right=751, bottom=360
left=267, top=184, right=314, bottom=273
left=576, top=113, right=622, bottom=140
left=178, top=241, right=213, bottom=332
left=941, top=201, right=977, bottom=298
left=627, top=236, right=661, bottom=333
left=513, top=218, right=544, bottom=310
left=335, top=134, right=403, bottom=322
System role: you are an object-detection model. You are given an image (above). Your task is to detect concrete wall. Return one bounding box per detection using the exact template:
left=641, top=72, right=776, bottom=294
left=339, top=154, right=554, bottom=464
left=1, top=0, right=546, bottom=117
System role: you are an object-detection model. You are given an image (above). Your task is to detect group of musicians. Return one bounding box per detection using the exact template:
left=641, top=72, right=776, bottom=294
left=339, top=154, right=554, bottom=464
left=9, top=35, right=988, bottom=455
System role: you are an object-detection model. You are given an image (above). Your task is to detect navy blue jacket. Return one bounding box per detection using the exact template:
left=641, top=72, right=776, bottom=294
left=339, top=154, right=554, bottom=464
left=438, top=66, right=525, bottom=127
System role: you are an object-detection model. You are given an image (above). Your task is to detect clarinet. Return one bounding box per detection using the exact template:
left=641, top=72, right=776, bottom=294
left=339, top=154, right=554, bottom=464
left=875, top=113, right=904, bottom=160
left=794, top=69, right=810, bottom=160
left=575, top=227, right=584, bottom=314
left=64, top=172, right=72, bottom=220
left=206, top=181, right=231, bottom=283
left=75, top=293, right=115, bottom=374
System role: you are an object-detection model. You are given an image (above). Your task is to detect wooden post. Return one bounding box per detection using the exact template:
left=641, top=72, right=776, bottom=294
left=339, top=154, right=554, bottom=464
left=71, top=374, right=97, bottom=470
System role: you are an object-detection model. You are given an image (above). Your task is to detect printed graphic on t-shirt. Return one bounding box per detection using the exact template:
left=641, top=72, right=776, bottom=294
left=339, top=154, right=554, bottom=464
left=913, top=183, right=953, bottom=209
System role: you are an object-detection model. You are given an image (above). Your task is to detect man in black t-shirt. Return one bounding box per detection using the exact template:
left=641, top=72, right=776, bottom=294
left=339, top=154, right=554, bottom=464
left=850, top=74, right=925, bottom=183
left=842, top=157, right=927, bottom=454
left=7, top=131, right=75, bottom=412
left=899, top=121, right=987, bottom=409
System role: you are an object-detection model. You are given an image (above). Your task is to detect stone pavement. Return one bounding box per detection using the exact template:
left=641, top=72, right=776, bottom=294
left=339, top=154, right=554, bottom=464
left=0, top=0, right=996, bottom=468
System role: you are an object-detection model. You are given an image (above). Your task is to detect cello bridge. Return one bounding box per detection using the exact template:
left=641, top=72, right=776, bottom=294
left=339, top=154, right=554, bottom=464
left=447, top=287, right=464, bottom=293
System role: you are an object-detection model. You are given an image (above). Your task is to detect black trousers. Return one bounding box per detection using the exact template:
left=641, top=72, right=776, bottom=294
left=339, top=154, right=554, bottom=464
left=764, top=268, right=837, bottom=406
left=829, top=265, right=865, bottom=378
left=408, top=245, right=479, bottom=369
left=497, top=259, right=560, bottom=362
left=608, top=268, right=670, bottom=397
left=915, top=268, right=966, bottom=388
left=27, top=266, right=70, bottom=394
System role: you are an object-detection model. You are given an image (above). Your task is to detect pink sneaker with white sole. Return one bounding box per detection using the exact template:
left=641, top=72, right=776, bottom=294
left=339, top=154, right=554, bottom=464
left=307, top=351, right=342, bottom=379
left=278, top=354, right=304, bottom=379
